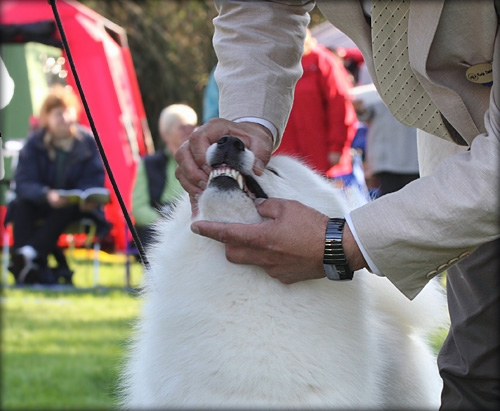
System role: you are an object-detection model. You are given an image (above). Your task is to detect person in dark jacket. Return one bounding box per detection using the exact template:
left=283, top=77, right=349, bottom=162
left=6, top=85, right=110, bottom=285
left=131, top=104, right=197, bottom=250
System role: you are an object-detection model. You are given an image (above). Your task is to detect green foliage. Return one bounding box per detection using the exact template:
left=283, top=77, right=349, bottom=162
left=429, top=327, right=449, bottom=356
left=80, top=0, right=219, bottom=149
left=77, top=1, right=327, bottom=149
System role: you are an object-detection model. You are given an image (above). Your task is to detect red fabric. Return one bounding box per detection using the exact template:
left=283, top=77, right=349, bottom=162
left=0, top=0, right=151, bottom=250
left=275, top=44, right=357, bottom=176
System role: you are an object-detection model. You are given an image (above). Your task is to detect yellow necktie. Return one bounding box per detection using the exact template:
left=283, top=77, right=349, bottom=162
left=371, top=0, right=451, bottom=139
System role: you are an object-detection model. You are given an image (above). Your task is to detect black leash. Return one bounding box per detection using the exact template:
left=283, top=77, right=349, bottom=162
left=48, top=0, right=150, bottom=270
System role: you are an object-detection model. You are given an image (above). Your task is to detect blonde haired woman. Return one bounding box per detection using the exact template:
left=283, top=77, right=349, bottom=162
left=6, top=85, right=109, bottom=285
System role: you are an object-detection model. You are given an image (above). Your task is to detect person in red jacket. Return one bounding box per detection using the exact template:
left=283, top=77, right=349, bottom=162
left=274, top=29, right=358, bottom=177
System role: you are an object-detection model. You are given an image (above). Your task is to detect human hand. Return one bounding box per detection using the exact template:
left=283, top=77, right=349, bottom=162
left=80, top=200, right=99, bottom=212
left=191, top=197, right=330, bottom=284
left=47, top=189, right=68, bottom=208
left=175, top=118, right=274, bottom=215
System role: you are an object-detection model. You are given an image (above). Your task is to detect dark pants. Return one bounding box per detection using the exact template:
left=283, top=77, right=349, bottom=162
left=438, top=238, right=500, bottom=410
left=376, top=171, right=419, bottom=196
left=10, top=198, right=81, bottom=266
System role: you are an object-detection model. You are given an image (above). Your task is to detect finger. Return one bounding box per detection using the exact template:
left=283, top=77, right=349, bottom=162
left=189, top=194, right=200, bottom=218
left=250, top=133, right=273, bottom=176
left=191, top=220, right=265, bottom=247
left=253, top=197, right=285, bottom=219
left=175, top=141, right=208, bottom=192
left=191, top=221, right=236, bottom=244
left=175, top=164, right=205, bottom=196
left=225, top=245, right=299, bottom=284
left=188, top=119, right=235, bottom=171
left=225, top=122, right=273, bottom=176
left=224, top=244, right=258, bottom=265
left=185, top=133, right=212, bottom=174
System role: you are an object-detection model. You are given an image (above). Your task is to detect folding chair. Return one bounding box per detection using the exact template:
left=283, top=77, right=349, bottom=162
left=1, top=218, right=101, bottom=286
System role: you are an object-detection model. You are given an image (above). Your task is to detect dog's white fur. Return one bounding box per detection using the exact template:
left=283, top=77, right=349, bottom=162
left=120, top=146, right=448, bottom=409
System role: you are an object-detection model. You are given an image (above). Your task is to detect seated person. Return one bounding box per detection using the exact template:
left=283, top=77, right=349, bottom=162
left=132, top=104, right=197, bottom=250
left=6, top=85, right=110, bottom=285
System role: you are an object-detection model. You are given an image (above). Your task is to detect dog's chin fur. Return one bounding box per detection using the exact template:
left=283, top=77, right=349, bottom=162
left=198, top=187, right=262, bottom=224
left=120, top=154, right=448, bottom=410
left=197, top=137, right=265, bottom=224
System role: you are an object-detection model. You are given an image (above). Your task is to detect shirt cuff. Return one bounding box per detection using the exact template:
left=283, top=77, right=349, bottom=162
left=234, top=117, right=278, bottom=146
left=344, top=213, right=384, bottom=276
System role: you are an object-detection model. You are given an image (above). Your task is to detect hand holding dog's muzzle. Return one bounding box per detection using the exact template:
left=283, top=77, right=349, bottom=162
left=175, top=118, right=273, bottom=215
left=191, top=197, right=330, bottom=284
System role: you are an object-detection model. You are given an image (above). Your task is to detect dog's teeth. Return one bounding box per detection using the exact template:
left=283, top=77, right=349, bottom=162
left=209, top=167, right=246, bottom=191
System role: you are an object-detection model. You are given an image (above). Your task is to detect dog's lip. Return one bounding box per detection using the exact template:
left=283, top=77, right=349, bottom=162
left=208, top=164, right=268, bottom=199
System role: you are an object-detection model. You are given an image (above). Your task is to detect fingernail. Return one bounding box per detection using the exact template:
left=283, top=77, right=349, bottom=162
left=198, top=180, right=207, bottom=190
left=191, top=223, right=200, bottom=234
left=254, top=198, right=266, bottom=206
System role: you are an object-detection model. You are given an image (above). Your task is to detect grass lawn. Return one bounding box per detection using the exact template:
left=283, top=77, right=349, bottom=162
left=1, top=250, right=449, bottom=410
left=1, top=251, right=145, bottom=410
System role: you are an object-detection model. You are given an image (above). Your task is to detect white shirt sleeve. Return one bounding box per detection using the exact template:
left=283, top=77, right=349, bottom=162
left=344, top=213, right=384, bottom=276
left=234, top=117, right=278, bottom=146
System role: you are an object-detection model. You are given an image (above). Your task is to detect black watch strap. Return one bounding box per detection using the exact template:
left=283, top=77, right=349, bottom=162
left=323, top=218, right=353, bottom=281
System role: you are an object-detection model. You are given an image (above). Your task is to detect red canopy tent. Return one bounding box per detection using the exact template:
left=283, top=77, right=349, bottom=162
left=0, top=0, right=153, bottom=250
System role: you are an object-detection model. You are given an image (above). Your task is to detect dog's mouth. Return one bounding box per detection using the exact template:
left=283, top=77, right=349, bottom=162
left=208, top=165, right=268, bottom=199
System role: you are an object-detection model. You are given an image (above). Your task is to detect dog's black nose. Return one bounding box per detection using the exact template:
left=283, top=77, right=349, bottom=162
left=217, top=136, right=245, bottom=153
left=210, top=136, right=247, bottom=170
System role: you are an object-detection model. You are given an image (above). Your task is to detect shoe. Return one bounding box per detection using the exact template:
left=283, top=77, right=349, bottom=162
left=37, top=266, right=59, bottom=285
left=9, top=250, right=39, bottom=285
left=53, top=266, right=74, bottom=285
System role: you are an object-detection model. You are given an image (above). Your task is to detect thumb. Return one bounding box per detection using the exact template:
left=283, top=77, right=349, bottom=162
left=254, top=197, right=283, bottom=219
left=251, top=143, right=272, bottom=176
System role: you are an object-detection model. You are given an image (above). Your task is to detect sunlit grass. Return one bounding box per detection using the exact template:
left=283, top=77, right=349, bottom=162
left=1, top=251, right=145, bottom=410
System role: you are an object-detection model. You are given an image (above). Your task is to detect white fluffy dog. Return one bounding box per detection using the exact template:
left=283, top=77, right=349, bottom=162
left=120, top=136, right=447, bottom=409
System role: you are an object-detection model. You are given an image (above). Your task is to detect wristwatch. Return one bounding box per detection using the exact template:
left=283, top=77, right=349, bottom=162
left=323, top=218, right=354, bottom=281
